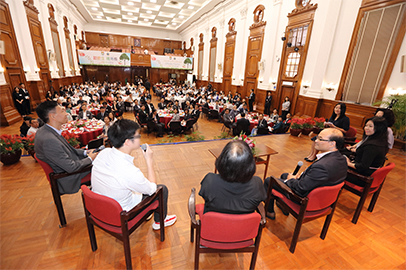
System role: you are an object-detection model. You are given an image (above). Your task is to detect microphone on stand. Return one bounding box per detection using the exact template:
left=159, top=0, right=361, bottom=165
left=293, top=161, right=304, bottom=175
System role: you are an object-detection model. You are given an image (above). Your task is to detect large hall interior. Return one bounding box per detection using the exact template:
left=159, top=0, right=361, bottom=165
left=1, top=0, right=405, bottom=269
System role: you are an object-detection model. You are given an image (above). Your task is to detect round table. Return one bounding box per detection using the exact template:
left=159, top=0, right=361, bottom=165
left=62, top=119, right=104, bottom=145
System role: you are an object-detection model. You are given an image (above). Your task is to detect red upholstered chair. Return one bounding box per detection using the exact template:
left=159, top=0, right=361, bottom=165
left=344, top=162, right=395, bottom=224
left=188, top=188, right=266, bottom=270
left=344, top=126, right=357, bottom=144
left=81, top=185, right=165, bottom=270
left=34, top=153, right=92, bottom=227
left=265, top=176, right=344, bottom=253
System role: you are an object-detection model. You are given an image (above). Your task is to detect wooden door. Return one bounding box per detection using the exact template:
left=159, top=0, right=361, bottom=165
left=243, top=5, right=266, bottom=102
left=223, top=18, right=237, bottom=95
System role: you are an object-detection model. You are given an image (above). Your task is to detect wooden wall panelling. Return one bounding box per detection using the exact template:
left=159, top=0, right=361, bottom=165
left=0, top=0, right=25, bottom=125
left=131, top=54, right=151, bottom=67
left=275, top=4, right=317, bottom=116
left=223, top=18, right=237, bottom=95
left=255, top=89, right=268, bottom=113
left=294, top=95, right=321, bottom=117
left=85, top=32, right=100, bottom=47
left=244, top=5, right=266, bottom=102
left=99, top=34, right=109, bottom=47
left=48, top=4, right=64, bottom=77
left=24, top=0, right=48, bottom=103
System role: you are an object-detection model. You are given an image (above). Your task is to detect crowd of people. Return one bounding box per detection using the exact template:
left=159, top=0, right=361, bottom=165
left=25, top=77, right=396, bottom=243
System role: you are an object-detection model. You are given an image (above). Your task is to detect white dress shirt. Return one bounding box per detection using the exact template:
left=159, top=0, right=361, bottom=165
left=91, top=148, right=157, bottom=211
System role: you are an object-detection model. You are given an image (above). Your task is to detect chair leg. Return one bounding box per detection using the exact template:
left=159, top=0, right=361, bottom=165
left=194, top=226, right=201, bottom=270
left=290, top=215, right=305, bottom=253
left=50, top=180, right=67, bottom=227
left=249, top=227, right=263, bottom=270
left=320, top=213, right=333, bottom=240
left=368, top=185, right=383, bottom=212
left=87, top=221, right=98, bottom=251
left=122, top=230, right=133, bottom=270
left=158, top=189, right=165, bottom=242
left=352, top=190, right=370, bottom=224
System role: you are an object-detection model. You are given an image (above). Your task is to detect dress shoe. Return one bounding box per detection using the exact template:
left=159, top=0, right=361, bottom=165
left=266, top=211, right=275, bottom=220
left=304, top=157, right=316, bottom=162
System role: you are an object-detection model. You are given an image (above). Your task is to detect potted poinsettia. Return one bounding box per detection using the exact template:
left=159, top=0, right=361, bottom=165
left=23, top=134, right=36, bottom=159
left=290, top=118, right=303, bottom=136
left=0, top=134, right=24, bottom=165
left=313, top=117, right=325, bottom=135
left=302, top=117, right=315, bottom=135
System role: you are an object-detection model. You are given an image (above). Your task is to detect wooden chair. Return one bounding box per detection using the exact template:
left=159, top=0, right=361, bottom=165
left=81, top=185, right=165, bottom=270
left=344, top=162, right=395, bottom=224
left=34, top=154, right=92, bottom=227
left=265, top=176, right=344, bottom=253
left=188, top=188, right=266, bottom=270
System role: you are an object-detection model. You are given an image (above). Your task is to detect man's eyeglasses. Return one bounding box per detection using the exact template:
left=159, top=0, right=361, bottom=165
left=316, top=136, right=330, bottom=142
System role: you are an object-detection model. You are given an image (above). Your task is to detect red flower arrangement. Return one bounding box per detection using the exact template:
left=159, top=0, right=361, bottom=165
left=0, top=134, right=24, bottom=154
left=313, top=117, right=325, bottom=128
left=61, top=131, right=80, bottom=148
left=303, top=117, right=315, bottom=129
left=23, top=134, right=36, bottom=150
left=290, top=118, right=304, bottom=129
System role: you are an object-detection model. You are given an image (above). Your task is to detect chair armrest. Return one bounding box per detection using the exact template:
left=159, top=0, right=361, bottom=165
left=270, top=176, right=306, bottom=205
left=124, top=186, right=163, bottom=221
left=346, top=169, right=373, bottom=184
left=188, top=188, right=198, bottom=225
left=50, top=165, right=92, bottom=180
left=257, top=203, right=266, bottom=225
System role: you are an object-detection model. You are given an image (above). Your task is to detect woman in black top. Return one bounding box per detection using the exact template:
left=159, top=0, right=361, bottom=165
left=305, top=103, right=350, bottom=162
left=12, top=86, right=25, bottom=116
left=345, top=116, right=388, bottom=186
left=199, top=140, right=267, bottom=214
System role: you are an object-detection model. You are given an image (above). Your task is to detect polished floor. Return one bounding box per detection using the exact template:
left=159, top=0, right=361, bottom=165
left=1, top=99, right=405, bottom=269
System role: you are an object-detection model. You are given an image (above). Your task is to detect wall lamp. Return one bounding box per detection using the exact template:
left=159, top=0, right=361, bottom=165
left=325, top=83, right=336, bottom=91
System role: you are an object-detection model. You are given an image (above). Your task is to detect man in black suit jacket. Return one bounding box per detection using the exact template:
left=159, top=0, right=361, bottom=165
left=95, top=106, right=107, bottom=120
left=138, top=104, right=148, bottom=124
left=248, top=89, right=255, bottom=112
left=158, top=98, right=166, bottom=110
left=144, top=99, right=155, bottom=116
left=263, top=128, right=347, bottom=219
left=233, top=113, right=250, bottom=136
left=20, top=83, right=31, bottom=115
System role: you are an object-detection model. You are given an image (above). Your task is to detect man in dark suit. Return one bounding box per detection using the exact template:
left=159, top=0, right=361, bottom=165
left=263, top=128, right=347, bottom=219
left=233, top=112, right=250, bottom=136
left=78, top=104, right=93, bottom=120
left=138, top=104, right=148, bottom=124
left=158, top=98, right=166, bottom=110
left=95, top=106, right=107, bottom=120
left=34, top=101, right=98, bottom=194
left=144, top=98, right=155, bottom=117
left=248, top=89, right=255, bottom=112
left=19, top=83, right=31, bottom=115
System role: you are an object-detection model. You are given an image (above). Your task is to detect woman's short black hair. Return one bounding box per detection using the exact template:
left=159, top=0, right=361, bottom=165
left=108, top=119, right=140, bottom=148
left=375, top=108, right=395, bottom=127
left=364, top=116, right=388, bottom=141
left=331, top=103, right=347, bottom=119
left=36, top=100, right=58, bottom=123
left=215, top=140, right=256, bottom=183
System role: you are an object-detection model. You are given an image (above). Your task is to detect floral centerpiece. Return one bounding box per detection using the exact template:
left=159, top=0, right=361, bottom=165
left=74, top=119, right=88, bottom=128
left=61, top=131, right=80, bottom=148
left=0, top=134, right=24, bottom=165
left=251, top=113, right=258, bottom=120
left=234, top=132, right=258, bottom=155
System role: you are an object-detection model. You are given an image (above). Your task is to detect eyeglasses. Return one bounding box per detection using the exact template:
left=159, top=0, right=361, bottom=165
left=316, top=136, right=330, bottom=142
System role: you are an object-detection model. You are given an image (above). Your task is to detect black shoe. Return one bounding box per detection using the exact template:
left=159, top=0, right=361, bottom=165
left=266, top=211, right=275, bottom=220
left=276, top=202, right=289, bottom=216
left=304, top=157, right=316, bottom=162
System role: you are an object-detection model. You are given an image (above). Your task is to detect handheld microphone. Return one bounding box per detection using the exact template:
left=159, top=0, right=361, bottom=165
left=293, top=161, right=304, bottom=175
left=94, top=145, right=105, bottom=153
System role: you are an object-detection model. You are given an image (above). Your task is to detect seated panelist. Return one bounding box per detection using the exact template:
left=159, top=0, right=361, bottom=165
left=199, top=140, right=267, bottom=214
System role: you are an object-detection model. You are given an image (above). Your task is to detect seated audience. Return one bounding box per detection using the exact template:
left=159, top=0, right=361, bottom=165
left=34, top=101, right=98, bottom=194
left=199, top=140, right=267, bottom=214
left=27, top=118, right=39, bottom=136
left=344, top=116, right=388, bottom=186
left=95, top=106, right=107, bottom=120
left=91, top=119, right=177, bottom=230
left=270, top=109, right=279, bottom=123
left=271, top=117, right=284, bottom=134
left=78, top=104, right=93, bottom=120
left=263, top=128, right=347, bottom=219
left=20, top=116, right=32, bottom=137
left=233, top=112, right=250, bottom=136
left=250, top=114, right=268, bottom=136
left=138, top=104, right=148, bottom=124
